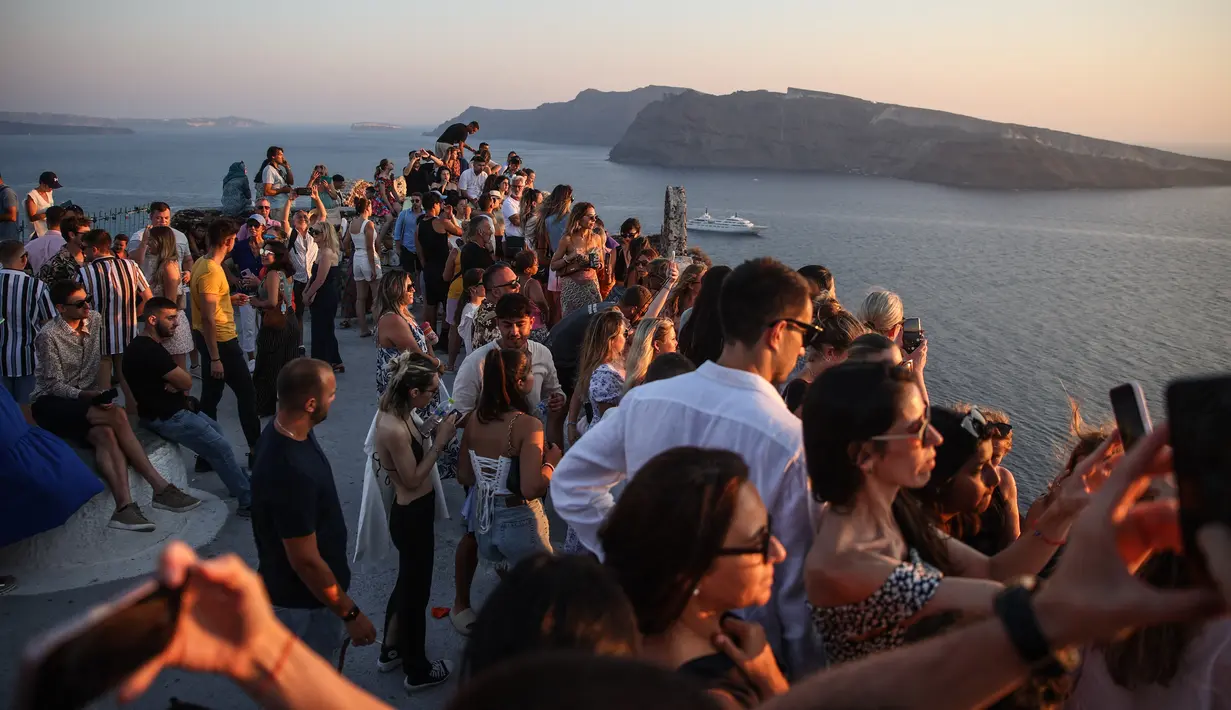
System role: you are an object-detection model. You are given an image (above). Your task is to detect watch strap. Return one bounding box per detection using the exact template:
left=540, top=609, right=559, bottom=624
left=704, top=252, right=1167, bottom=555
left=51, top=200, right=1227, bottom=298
left=993, top=576, right=1073, bottom=678
left=342, top=604, right=361, bottom=622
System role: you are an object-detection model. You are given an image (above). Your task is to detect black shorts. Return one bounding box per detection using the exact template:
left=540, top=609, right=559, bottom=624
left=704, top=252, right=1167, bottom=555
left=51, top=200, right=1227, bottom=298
left=422, top=261, right=448, bottom=306
left=31, top=395, right=95, bottom=446
left=400, top=247, right=420, bottom=275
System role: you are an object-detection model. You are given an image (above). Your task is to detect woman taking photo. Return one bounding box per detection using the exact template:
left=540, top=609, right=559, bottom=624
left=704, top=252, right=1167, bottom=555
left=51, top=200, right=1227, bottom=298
left=346, top=197, right=382, bottom=337
left=141, top=226, right=194, bottom=369
left=303, top=221, right=344, bottom=373
left=602, top=447, right=790, bottom=708
left=662, top=264, right=706, bottom=325
left=374, top=270, right=439, bottom=398
left=373, top=351, right=458, bottom=691
left=250, top=241, right=299, bottom=417
left=565, top=310, right=627, bottom=442
left=802, top=362, right=1104, bottom=664
left=458, top=348, right=562, bottom=567
left=623, top=317, right=677, bottom=393
left=677, top=265, right=731, bottom=367
left=550, top=202, right=604, bottom=317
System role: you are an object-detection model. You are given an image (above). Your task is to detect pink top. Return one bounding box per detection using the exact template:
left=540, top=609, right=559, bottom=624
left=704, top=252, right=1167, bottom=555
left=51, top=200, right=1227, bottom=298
left=1067, top=620, right=1231, bottom=710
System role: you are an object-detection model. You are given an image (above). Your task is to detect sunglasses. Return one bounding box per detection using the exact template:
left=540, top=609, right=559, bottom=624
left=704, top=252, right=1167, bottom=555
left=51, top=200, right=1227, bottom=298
left=491, top=279, right=521, bottom=292
left=774, top=318, right=824, bottom=349
left=959, top=406, right=999, bottom=440
left=65, top=296, right=92, bottom=308
left=870, top=404, right=932, bottom=443
left=257, top=205, right=271, bottom=211
left=715, top=515, right=775, bottom=563
left=309, top=227, right=325, bottom=237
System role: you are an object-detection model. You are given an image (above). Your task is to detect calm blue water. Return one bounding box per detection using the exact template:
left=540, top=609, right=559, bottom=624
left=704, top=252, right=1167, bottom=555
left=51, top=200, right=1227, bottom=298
left=4, top=126, right=1230, bottom=498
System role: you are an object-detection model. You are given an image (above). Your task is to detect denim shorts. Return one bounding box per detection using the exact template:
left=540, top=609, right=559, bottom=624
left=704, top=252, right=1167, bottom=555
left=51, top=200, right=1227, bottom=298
left=477, top=497, right=552, bottom=565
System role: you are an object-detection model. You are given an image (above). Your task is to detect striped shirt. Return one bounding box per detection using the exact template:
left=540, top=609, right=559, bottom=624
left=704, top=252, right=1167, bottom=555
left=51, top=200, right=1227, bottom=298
left=77, top=255, right=151, bottom=356
left=0, top=268, right=56, bottom=376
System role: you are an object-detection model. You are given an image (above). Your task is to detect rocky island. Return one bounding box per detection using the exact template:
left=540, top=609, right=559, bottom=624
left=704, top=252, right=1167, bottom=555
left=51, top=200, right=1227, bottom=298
left=352, top=122, right=402, bottom=131
left=608, top=89, right=1231, bottom=190
left=427, top=86, right=685, bottom=146
left=0, top=112, right=264, bottom=130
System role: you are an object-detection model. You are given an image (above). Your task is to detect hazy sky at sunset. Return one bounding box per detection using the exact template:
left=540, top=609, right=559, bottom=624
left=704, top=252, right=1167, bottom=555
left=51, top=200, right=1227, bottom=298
left=3, top=0, right=1228, bottom=146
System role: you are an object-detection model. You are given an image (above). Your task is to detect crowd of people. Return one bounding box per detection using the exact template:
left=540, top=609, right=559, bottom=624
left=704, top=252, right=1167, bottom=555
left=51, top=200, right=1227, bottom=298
left=4, top=120, right=1231, bottom=710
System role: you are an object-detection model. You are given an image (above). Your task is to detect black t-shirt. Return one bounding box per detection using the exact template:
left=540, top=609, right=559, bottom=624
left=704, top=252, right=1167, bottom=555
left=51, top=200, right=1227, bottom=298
left=417, top=215, right=449, bottom=265
left=251, top=423, right=351, bottom=609
left=549, top=301, right=614, bottom=372
left=458, top=241, right=494, bottom=279
left=123, top=335, right=188, bottom=420
left=405, top=162, right=437, bottom=196
left=437, top=123, right=469, bottom=145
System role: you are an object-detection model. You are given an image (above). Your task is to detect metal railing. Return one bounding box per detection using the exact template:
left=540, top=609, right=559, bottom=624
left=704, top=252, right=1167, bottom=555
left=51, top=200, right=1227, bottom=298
left=19, top=203, right=153, bottom=242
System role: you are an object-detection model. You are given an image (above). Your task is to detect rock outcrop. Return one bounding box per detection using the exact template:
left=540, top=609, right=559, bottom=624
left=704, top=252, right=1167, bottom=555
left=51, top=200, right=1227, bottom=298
left=608, top=90, right=1231, bottom=190
left=425, top=86, right=686, bottom=146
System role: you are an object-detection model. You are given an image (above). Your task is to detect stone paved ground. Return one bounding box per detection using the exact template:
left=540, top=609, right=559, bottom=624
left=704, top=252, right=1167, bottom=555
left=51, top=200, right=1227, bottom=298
left=0, top=311, right=555, bottom=709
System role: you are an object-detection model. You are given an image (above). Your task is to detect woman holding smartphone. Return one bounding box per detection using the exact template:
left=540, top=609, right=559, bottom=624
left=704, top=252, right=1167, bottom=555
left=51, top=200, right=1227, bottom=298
left=549, top=202, right=604, bottom=318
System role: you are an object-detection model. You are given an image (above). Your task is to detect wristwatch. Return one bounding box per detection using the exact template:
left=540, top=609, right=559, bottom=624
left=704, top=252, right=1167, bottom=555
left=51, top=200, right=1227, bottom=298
left=993, top=576, right=1081, bottom=678
left=342, top=604, right=361, bottom=622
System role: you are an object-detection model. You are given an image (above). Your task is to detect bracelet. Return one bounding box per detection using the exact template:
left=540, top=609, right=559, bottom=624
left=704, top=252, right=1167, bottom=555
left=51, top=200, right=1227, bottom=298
left=253, top=631, right=295, bottom=698
left=1032, top=529, right=1066, bottom=546
left=210, top=358, right=221, bottom=362
left=542, top=462, right=556, bottom=474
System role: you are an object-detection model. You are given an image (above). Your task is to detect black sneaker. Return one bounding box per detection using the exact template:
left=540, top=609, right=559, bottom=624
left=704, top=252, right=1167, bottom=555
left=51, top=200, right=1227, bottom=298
left=376, top=646, right=402, bottom=673
left=194, top=456, right=214, bottom=472
left=235, top=504, right=252, bottom=519
left=404, top=660, right=453, bottom=692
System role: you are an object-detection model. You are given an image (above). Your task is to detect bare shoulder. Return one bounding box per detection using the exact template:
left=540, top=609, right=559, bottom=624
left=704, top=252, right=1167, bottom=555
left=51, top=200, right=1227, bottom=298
left=805, top=511, right=904, bottom=607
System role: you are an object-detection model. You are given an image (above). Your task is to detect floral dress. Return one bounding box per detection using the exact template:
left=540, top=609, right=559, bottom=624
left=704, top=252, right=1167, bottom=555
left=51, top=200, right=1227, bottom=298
left=372, top=175, right=394, bottom=220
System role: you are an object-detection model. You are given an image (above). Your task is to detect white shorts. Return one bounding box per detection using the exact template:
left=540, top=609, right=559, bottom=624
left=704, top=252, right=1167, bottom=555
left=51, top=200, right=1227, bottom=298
left=352, top=256, right=382, bottom=282
left=444, top=297, right=460, bottom=326
left=237, top=304, right=257, bottom=353
left=547, top=269, right=561, bottom=293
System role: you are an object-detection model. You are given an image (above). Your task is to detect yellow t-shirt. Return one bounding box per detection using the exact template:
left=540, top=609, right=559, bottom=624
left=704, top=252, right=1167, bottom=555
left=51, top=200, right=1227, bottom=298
left=190, top=257, right=236, bottom=341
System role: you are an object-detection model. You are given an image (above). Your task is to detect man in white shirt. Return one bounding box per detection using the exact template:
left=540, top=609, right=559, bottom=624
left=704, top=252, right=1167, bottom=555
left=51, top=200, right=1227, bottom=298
left=288, top=213, right=319, bottom=349
left=25, top=206, right=66, bottom=272
left=451, top=292, right=566, bottom=442
left=501, top=176, right=525, bottom=255
left=458, top=163, right=487, bottom=201
left=550, top=257, right=823, bottom=678
left=260, top=146, right=295, bottom=212
left=128, top=202, right=194, bottom=284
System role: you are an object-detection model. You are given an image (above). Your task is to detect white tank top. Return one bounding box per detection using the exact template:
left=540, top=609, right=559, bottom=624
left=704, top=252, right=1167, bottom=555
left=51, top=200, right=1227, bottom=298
left=350, top=219, right=370, bottom=260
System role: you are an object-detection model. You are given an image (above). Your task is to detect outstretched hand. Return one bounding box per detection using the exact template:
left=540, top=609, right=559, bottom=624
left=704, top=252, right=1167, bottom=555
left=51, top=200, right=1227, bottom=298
left=1034, top=424, right=1224, bottom=649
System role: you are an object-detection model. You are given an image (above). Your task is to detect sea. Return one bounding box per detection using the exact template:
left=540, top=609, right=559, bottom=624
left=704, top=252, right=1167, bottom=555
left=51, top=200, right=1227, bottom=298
left=3, top=126, right=1230, bottom=499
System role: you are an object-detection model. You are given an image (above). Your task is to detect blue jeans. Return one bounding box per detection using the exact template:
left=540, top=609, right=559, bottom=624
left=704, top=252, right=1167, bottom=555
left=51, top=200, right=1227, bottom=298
left=477, top=497, right=552, bottom=565
left=275, top=605, right=344, bottom=663
left=144, top=409, right=251, bottom=507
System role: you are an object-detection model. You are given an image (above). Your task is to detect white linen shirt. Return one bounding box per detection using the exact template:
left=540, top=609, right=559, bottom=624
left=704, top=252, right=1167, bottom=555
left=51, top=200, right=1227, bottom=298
left=458, top=168, right=488, bottom=201
left=451, top=339, right=563, bottom=415
left=549, top=360, right=822, bottom=677
left=288, top=230, right=319, bottom=284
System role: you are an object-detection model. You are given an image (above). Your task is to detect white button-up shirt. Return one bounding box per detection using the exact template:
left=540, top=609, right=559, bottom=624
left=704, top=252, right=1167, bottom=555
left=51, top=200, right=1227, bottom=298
left=288, top=229, right=319, bottom=284
left=451, top=339, right=563, bottom=415
left=458, top=168, right=488, bottom=201
left=550, top=361, right=821, bottom=677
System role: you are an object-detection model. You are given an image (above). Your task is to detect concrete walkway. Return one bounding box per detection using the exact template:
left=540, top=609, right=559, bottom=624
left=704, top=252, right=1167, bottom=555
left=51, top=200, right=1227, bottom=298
left=0, top=312, right=534, bottom=709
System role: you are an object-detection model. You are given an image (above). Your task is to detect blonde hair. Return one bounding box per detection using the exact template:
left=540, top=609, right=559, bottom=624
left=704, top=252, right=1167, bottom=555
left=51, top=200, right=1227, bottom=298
left=623, top=318, right=674, bottom=394
left=575, top=310, right=627, bottom=404
left=858, top=290, right=904, bottom=336
left=310, top=221, right=339, bottom=254
left=379, top=351, right=439, bottom=419
left=147, top=226, right=180, bottom=271
left=375, top=269, right=413, bottom=318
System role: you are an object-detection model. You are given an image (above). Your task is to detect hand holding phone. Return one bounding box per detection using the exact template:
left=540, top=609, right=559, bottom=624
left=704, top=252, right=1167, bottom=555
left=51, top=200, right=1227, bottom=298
left=1110, top=382, right=1152, bottom=451
left=91, top=388, right=118, bottom=407
left=902, top=317, right=924, bottom=353
left=1166, top=375, right=1231, bottom=585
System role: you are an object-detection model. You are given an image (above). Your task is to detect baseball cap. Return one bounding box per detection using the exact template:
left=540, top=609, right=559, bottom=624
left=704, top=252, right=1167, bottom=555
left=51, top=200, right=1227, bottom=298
left=40, top=171, right=63, bottom=189
left=248, top=214, right=268, bottom=226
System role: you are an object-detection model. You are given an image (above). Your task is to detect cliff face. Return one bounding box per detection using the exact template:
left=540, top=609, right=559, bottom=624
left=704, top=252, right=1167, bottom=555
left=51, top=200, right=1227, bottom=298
left=426, top=86, right=686, bottom=146
left=609, top=91, right=1231, bottom=190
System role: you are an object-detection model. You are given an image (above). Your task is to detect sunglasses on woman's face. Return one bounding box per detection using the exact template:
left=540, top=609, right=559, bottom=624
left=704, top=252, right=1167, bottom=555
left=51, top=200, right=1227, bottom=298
left=715, top=515, right=774, bottom=563
left=870, top=406, right=932, bottom=443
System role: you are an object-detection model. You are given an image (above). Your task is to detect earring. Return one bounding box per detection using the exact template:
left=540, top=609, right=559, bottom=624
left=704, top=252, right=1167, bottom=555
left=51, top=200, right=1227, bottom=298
left=692, top=587, right=700, bottom=597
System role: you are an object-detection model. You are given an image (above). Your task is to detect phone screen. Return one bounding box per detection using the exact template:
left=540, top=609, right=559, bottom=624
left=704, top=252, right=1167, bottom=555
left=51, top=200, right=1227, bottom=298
left=1110, top=382, right=1152, bottom=451
left=1166, top=375, right=1231, bottom=584
left=901, top=318, right=923, bottom=352
left=17, top=582, right=181, bottom=710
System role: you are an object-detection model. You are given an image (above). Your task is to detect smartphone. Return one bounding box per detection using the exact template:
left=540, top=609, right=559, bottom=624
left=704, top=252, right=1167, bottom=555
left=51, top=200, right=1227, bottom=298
left=1110, top=382, right=1152, bottom=451
left=1166, top=375, right=1231, bottom=585
left=902, top=317, right=923, bottom=353
left=295, top=187, right=312, bottom=196
left=91, top=388, right=118, bottom=407
left=16, top=580, right=183, bottom=710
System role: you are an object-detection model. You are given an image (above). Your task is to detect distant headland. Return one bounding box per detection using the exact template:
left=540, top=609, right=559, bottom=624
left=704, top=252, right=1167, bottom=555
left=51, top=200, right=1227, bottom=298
left=351, top=122, right=402, bottom=131
left=425, top=85, right=1231, bottom=190
left=0, top=112, right=264, bottom=131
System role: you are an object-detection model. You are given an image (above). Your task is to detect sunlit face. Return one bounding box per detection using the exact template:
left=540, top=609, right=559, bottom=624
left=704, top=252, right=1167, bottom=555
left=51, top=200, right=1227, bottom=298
left=151, top=209, right=171, bottom=228
left=256, top=201, right=272, bottom=215
left=864, top=385, right=943, bottom=490
left=498, top=315, right=533, bottom=350
left=409, top=374, right=440, bottom=409
left=148, top=307, right=178, bottom=338
left=694, top=483, right=784, bottom=613
left=402, top=277, right=416, bottom=306
left=991, top=435, right=1013, bottom=465
left=611, top=326, right=627, bottom=358
left=488, top=267, right=520, bottom=300
left=946, top=439, right=1000, bottom=515
left=261, top=247, right=275, bottom=266
left=768, top=300, right=813, bottom=385
left=654, top=324, right=677, bottom=355
left=307, top=370, right=337, bottom=424
left=292, top=213, right=308, bottom=232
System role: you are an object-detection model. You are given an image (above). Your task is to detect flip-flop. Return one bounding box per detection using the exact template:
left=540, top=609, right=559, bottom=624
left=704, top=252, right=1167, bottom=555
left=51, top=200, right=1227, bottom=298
left=449, top=607, right=476, bottom=635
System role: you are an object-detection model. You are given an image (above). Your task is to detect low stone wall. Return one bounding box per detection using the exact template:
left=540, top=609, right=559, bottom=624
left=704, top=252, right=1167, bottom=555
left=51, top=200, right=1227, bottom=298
left=0, top=427, right=228, bottom=594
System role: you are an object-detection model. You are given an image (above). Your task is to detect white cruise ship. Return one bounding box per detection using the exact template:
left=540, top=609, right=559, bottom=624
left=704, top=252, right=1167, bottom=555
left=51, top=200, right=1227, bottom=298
left=686, top=209, right=765, bottom=235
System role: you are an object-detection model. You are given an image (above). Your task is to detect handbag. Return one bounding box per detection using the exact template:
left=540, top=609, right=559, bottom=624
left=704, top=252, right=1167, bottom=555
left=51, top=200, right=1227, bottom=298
left=261, top=272, right=290, bottom=329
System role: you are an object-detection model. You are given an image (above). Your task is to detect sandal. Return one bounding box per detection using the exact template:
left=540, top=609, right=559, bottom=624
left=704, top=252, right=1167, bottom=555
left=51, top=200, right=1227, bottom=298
left=449, top=607, right=476, bottom=636
left=339, top=319, right=351, bottom=329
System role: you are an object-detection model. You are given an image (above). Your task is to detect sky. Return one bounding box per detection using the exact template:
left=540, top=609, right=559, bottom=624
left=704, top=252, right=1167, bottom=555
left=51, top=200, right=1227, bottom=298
left=3, top=0, right=1229, bottom=147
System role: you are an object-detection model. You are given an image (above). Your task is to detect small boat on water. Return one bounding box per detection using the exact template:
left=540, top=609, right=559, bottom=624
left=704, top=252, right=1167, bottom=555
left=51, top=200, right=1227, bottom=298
left=686, top=209, right=765, bottom=235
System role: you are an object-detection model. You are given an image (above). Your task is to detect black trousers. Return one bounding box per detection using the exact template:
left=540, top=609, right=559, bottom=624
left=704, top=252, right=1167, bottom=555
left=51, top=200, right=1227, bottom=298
left=193, top=330, right=261, bottom=449
left=385, top=491, right=436, bottom=679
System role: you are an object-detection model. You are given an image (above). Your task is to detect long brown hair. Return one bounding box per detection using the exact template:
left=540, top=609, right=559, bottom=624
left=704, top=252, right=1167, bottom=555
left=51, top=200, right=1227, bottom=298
left=475, top=349, right=531, bottom=425
left=575, top=310, right=626, bottom=404
left=600, top=447, right=749, bottom=635
left=564, top=201, right=596, bottom=237
left=664, top=264, right=706, bottom=318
